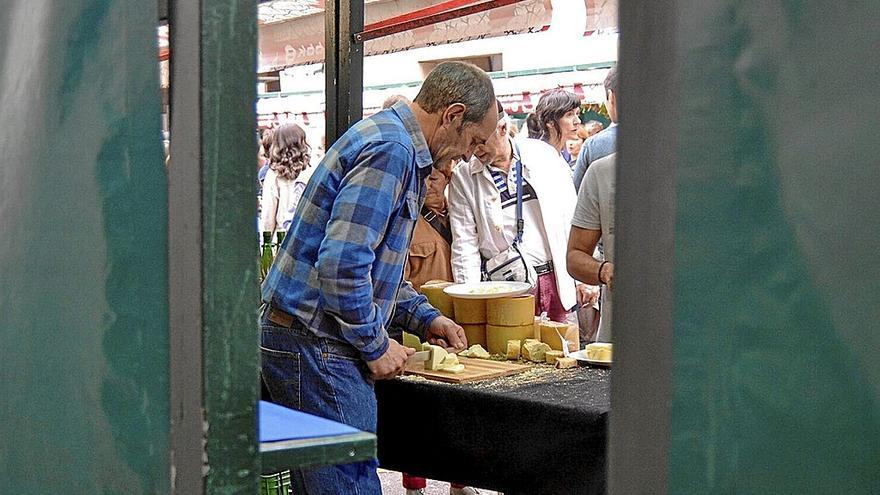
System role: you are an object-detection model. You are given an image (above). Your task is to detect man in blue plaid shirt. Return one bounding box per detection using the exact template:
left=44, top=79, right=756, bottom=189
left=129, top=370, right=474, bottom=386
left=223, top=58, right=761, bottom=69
left=260, top=61, right=499, bottom=494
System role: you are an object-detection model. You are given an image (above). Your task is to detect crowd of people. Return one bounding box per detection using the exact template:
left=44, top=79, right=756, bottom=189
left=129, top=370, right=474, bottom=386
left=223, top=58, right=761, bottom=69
left=256, top=61, right=619, bottom=494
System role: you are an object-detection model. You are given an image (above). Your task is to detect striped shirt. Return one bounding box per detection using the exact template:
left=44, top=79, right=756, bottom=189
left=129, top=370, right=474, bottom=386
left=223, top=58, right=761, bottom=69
left=261, top=102, right=441, bottom=361
left=488, top=166, right=538, bottom=209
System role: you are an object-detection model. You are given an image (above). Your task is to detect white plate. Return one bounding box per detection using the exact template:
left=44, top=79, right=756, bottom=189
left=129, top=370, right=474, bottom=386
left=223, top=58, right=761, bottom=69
left=570, top=349, right=612, bottom=367
left=443, top=281, right=532, bottom=299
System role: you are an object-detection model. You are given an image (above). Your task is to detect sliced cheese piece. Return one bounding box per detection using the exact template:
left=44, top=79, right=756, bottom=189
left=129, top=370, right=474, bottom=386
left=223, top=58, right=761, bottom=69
left=555, top=357, right=578, bottom=369
left=466, top=344, right=490, bottom=359
left=420, top=281, right=456, bottom=319
left=522, top=341, right=552, bottom=362
left=402, top=331, right=422, bottom=351
left=425, top=345, right=448, bottom=371
left=586, top=343, right=613, bottom=362
left=441, top=363, right=466, bottom=374
left=544, top=350, right=564, bottom=365
left=487, top=295, right=535, bottom=326
left=458, top=348, right=471, bottom=357
left=440, top=353, right=460, bottom=367
left=486, top=324, right=533, bottom=355
left=506, top=340, right=522, bottom=360
left=462, top=324, right=487, bottom=347
left=452, top=298, right=487, bottom=324
left=539, top=320, right=577, bottom=351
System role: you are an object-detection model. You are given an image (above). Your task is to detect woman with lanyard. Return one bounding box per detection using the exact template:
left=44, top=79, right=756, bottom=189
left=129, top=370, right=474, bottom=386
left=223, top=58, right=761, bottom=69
left=449, top=101, right=583, bottom=323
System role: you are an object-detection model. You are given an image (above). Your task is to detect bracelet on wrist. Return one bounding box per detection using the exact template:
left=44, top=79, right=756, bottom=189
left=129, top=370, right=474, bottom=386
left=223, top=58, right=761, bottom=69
left=597, top=260, right=609, bottom=284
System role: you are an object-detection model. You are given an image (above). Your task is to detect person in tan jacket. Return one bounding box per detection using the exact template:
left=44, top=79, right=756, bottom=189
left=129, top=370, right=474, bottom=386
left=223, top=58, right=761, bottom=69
left=404, top=166, right=454, bottom=290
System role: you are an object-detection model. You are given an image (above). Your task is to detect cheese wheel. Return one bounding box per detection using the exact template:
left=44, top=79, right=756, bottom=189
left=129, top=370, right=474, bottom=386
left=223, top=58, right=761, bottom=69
left=452, top=298, right=486, bottom=324
left=586, top=342, right=613, bottom=361
left=487, top=295, right=535, bottom=326
left=532, top=316, right=543, bottom=340
left=462, top=324, right=487, bottom=347
left=420, top=281, right=455, bottom=319
left=539, top=320, right=575, bottom=351
left=486, top=324, right=533, bottom=355
left=544, top=350, right=564, bottom=365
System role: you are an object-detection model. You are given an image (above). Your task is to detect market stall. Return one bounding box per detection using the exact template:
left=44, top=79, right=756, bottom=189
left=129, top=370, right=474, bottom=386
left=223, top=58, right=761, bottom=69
left=376, top=283, right=612, bottom=495
left=376, top=364, right=610, bottom=494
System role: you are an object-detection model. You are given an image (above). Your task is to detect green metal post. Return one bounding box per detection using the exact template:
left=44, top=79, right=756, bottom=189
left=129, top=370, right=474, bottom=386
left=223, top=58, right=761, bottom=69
left=201, top=0, right=261, bottom=492
left=168, top=0, right=261, bottom=492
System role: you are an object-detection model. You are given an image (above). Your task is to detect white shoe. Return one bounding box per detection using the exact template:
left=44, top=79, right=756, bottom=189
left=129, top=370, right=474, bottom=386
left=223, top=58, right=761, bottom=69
left=450, top=487, right=481, bottom=495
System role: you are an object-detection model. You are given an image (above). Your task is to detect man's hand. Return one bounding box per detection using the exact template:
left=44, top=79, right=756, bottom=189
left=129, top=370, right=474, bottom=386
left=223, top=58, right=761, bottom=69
left=600, top=262, right=615, bottom=291
left=366, top=339, right=414, bottom=380
left=576, top=283, right=600, bottom=307
left=426, top=316, right=467, bottom=351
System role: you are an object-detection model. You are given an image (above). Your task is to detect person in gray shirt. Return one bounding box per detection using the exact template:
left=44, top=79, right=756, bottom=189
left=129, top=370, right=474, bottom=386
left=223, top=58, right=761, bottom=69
left=567, top=152, right=616, bottom=342
left=573, top=67, right=618, bottom=191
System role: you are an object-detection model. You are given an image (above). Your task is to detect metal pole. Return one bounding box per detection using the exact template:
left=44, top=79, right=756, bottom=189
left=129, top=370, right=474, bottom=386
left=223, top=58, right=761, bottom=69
left=608, top=0, right=678, bottom=492
left=168, top=0, right=205, bottom=491
left=325, top=0, right=364, bottom=146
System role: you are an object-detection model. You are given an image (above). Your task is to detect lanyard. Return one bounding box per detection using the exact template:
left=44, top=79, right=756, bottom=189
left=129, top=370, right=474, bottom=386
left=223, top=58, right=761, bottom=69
left=513, top=142, right=524, bottom=244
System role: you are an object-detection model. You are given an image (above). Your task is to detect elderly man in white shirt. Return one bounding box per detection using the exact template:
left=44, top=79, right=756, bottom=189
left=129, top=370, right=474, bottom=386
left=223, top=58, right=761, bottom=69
left=449, top=104, right=593, bottom=322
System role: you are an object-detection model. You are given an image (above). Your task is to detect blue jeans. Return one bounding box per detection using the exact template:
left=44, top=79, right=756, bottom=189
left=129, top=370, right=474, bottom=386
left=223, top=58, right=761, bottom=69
left=260, top=307, right=380, bottom=495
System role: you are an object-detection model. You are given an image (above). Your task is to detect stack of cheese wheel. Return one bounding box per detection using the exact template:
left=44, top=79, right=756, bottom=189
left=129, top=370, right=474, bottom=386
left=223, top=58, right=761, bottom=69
left=452, top=297, right=487, bottom=347
left=538, top=319, right=578, bottom=351
left=419, top=280, right=455, bottom=319
left=486, top=295, right=536, bottom=355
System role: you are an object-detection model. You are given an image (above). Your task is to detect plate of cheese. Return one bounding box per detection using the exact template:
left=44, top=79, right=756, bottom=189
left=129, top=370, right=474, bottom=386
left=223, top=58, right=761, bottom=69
left=570, top=343, right=613, bottom=366
left=443, top=281, right=532, bottom=299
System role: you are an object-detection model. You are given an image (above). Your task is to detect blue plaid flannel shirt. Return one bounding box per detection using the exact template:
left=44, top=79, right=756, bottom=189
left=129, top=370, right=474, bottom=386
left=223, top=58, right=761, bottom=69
left=261, top=102, right=441, bottom=361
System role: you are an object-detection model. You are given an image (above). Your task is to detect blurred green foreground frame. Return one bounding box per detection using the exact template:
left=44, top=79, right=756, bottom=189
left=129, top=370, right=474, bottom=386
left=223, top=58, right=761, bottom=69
left=611, top=0, right=880, bottom=493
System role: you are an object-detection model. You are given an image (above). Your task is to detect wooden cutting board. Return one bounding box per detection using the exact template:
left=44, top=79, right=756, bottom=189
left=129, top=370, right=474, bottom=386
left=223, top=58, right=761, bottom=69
left=405, top=356, right=531, bottom=384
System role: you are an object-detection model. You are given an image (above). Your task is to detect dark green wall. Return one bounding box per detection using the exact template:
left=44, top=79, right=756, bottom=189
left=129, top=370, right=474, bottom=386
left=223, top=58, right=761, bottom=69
left=670, top=0, right=880, bottom=492
left=0, top=1, right=169, bottom=493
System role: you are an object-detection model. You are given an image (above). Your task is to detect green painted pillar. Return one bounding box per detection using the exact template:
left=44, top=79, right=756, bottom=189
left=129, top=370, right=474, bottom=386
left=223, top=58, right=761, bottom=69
left=0, top=1, right=169, bottom=493
left=669, top=0, right=880, bottom=492
left=200, top=0, right=261, bottom=492
left=167, top=0, right=260, bottom=492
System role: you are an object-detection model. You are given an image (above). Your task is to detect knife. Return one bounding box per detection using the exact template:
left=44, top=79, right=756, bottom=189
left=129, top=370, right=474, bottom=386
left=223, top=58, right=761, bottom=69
left=406, top=350, right=430, bottom=366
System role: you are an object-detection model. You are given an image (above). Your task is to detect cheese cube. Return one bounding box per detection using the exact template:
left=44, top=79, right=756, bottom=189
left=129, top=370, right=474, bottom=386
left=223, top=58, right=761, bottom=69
left=586, top=343, right=613, bottom=362
left=522, top=341, right=551, bottom=362
left=544, top=350, right=564, bottom=365
left=506, top=340, right=521, bottom=360
left=555, top=357, right=578, bottom=369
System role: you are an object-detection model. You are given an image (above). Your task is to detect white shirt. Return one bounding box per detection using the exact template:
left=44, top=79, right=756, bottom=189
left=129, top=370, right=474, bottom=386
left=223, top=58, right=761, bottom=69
left=449, top=137, right=579, bottom=309
left=486, top=164, right=553, bottom=268
left=260, top=166, right=314, bottom=233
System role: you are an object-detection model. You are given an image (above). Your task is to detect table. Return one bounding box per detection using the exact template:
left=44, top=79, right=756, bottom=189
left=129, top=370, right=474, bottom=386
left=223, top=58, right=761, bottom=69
left=376, top=364, right=611, bottom=494
left=259, top=400, right=377, bottom=474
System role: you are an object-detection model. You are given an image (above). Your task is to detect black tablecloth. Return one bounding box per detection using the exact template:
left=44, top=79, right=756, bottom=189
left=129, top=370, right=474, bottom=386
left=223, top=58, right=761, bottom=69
left=376, top=364, right=611, bottom=494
